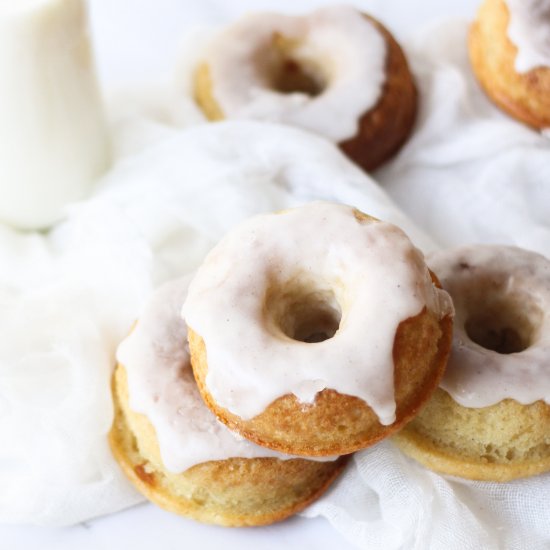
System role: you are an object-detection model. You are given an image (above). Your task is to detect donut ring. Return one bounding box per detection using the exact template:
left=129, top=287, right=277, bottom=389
left=194, top=6, right=417, bottom=172
left=183, top=203, right=453, bottom=457
left=393, top=245, right=550, bottom=481
left=109, top=280, right=346, bottom=526
left=469, top=0, right=550, bottom=129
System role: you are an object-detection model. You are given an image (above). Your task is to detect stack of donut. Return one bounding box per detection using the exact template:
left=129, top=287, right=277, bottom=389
left=109, top=202, right=454, bottom=526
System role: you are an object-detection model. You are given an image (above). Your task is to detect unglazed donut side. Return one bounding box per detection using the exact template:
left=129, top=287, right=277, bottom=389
left=109, top=365, right=348, bottom=526
left=195, top=63, right=224, bottom=121
left=469, top=0, right=550, bottom=128
left=188, top=305, right=453, bottom=457
left=392, top=388, right=550, bottom=482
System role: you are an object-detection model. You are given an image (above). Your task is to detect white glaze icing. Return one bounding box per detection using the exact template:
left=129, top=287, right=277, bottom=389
left=506, top=0, right=550, bottom=72
left=116, top=277, right=333, bottom=474
left=429, top=245, right=550, bottom=408
left=182, top=202, right=452, bottom=425
left=0, top=0, right=110, bottom=229
left=202, top=5, right=387, bottom=142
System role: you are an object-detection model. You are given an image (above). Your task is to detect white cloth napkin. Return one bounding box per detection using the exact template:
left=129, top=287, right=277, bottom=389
left=0, top=10, right=549, bottom=550
left=304, top=442, right=550, bottom=550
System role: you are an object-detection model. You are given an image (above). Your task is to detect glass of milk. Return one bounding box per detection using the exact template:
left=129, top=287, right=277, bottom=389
left=0, top=0, right=110, bottom=230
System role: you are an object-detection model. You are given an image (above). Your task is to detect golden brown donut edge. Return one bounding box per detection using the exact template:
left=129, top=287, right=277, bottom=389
left=469, top=0, right=550, bottom=129
left=188, top=297, right=453, bottom=458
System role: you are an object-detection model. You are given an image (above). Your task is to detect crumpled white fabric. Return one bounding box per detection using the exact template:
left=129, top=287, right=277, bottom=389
left=377, top=20, right=550, bottom=255
left=0, top=12, right=549, bottom=550
left=303, top=442, right=550, bottom=550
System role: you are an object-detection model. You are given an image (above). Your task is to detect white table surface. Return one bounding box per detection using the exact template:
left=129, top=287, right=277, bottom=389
left=1, top=0, right=479, bottom=548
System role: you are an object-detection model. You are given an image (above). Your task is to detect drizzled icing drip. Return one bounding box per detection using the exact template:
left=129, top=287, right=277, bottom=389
left=506, top=0, right=550, bottom=72
left=429, top=245, right=550, bottom=408
left=116, top=278, right=329, bottom=473
left=202, top=5, right=387, bottom=141
left=183, top=202, right=452, bottom=425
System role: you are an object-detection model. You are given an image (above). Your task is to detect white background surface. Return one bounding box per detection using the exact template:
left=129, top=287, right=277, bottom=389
left=1, top=0, right=481, bottom=549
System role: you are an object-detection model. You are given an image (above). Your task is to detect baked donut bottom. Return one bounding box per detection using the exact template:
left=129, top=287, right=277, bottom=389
left=469, top=0, right=550, bottom=129
left=392, top=388, right=550, bottom=482
left=194, top=13, right=417, bottom=172
left=109, top=365, right=348, bottom=527
left=189, top=302, right=453, bottom=458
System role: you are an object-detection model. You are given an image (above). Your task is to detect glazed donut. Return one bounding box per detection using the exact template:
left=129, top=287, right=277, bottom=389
left=182, top=202, right=454, bottom=457
left=469, top=0, right=550, bottom=129
left=109, top=279, right=346, bottom=527
left=393, top=245, right=550, bottom=481
left=194, top=5, right=417, bottom=172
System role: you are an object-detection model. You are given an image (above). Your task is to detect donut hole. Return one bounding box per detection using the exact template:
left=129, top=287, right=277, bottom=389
left=263, top=33, right=327, bottom=97
left=271, top=58, right=326, bottom=96
left=266, top=284, right=342, bottom=343
left=464, top=295, right=542, bottom=354
left=289, top=299, right=341, bottom=342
